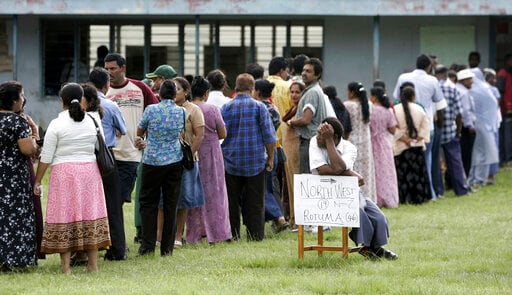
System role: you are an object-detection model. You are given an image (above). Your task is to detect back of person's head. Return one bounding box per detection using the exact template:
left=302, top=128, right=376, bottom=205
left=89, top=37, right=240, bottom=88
left=483, top=68, right=496, bottom=81
left=104, top=53, right=126, bottom=67
left=268, top=57, right=288, bottom=76
left=370, top=86, right=390, bottom=108
left=60, top=83, right=85, bottom=122
left=97, top=45, right=109, bottom=59
left=191, top=76, right=210, bottom=98
left=448, top=70, right=458, bottom=82
left=348, top=81, right=370, bottom=123
left=323, top=85, right=337, bottom=100
left=400, top=86, right=418, bottom=139
left=206, top=69, right=226, bottom=91
left=89, top=67, right=110, bottom=90
left=292, top=54, right=309, bottom=75
left=255, top=79, right=275, bottom=99
left=0, top=81, right=22, bottom=111
left=399, top=81, right=415, bottom=97
left=304, top=58, right=323, bottom=77
left=246, top=63, right=264, bottom=80
left=373, top=80, right=386, bottom=90
left=321, top=117, right=344, bottom=143
left=235, top=73, right=255, bottom=93
left=416, top=54, right=432, bottom=70
left=159, top=79, right=177, bottom=100
left=81, top=83, right=103, bottom=117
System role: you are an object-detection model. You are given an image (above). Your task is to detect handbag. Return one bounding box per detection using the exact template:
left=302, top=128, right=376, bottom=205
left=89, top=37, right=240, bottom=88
left=87, top=114, right=116, bottom=177
left=180, top=108, right=194, bottom=170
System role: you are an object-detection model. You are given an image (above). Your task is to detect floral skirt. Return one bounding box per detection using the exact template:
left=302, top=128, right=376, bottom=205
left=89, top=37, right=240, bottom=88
left=41, top=162, right=111, bottom=253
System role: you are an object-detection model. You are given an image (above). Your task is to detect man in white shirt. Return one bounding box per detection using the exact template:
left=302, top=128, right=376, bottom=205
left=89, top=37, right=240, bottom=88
left=392, top=54, right=447, bottom=199
left=309, top=117, right=397, bottom=260
left=455, top=69, right=476, bottom=177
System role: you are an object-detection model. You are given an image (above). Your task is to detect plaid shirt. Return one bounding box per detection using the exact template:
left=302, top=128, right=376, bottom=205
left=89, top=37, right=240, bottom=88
left=221, top=93, right=277, bottom=177
left=439, top=79, right=462, bottom=144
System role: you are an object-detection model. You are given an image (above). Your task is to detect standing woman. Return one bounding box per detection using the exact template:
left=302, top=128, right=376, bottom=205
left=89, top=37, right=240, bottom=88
left=393, top=86, right=431, bottom=204
left=344, top=82, right=377, bottom=202
left=136, top=80, right=185, bottom=256
left=188, top=76, right=232, bottom=243
left=281, top=82, right=304, bottom=229
left=369, top=87, right=399, bottom=208
left=34, top=83, right=111, bottom=274
left=173, top=77, right=205, bottom=247
left=0, top=81, right=39, bottom=271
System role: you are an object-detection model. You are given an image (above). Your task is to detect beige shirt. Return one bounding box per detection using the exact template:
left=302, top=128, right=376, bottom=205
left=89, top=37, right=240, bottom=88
left=393, top=102, right=431, bottom=156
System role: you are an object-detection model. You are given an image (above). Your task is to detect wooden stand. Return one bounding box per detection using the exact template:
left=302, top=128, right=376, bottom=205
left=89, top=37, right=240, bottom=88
left=298, top=225, right=362, bottom=259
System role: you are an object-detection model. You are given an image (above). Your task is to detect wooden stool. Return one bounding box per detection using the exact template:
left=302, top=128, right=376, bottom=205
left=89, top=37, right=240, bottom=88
left=298, top=225, right=362, bottom=259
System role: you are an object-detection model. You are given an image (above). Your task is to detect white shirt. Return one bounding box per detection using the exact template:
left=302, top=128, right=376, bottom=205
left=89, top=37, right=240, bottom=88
left=323, top=93, right=337, bottom=118
left=40, top=110, right=97, bottom=165
left=393, top=69, right=447, bottom=130
left=207, top=90, right=231, bottom=109
left=455, top=83, right=476, bottom=129
left=309, top=135, right=358, bottom=173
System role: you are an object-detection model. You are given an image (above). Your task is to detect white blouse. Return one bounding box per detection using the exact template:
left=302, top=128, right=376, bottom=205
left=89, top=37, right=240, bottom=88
left=40, top=110, right=97, bottom=165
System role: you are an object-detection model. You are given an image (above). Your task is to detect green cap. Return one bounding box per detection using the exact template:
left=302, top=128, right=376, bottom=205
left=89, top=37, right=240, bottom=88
left=146, top=65, right=177, bottom=79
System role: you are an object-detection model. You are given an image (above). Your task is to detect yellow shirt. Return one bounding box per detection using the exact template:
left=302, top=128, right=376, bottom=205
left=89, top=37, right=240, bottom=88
left=267, top=75, right=291, bottom=147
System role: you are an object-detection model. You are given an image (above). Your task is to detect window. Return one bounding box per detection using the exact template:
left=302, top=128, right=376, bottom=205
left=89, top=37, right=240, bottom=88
left=0, top=19, right=12, bottom=73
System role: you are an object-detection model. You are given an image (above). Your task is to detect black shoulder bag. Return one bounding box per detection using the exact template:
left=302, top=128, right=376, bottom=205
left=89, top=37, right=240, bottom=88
left=87, top=114, right=116, bottom=177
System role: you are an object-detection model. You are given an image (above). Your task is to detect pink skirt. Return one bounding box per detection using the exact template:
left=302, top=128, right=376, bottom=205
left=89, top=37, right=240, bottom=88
left=42, top=162, right=111, bottom=253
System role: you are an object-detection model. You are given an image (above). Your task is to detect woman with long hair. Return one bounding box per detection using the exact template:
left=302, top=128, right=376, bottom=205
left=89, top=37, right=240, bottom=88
left=344, top=82, right=376, bottom=202
left=393, top=86, right=431, bottom=204
left=34, top=83, right=111, bottom=274
left=369, top=87, right=399, bottom=208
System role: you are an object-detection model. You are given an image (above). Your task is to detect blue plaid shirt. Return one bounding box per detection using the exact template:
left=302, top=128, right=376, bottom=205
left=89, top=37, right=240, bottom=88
left=221, top=93, right=277, bottom=176
left=439, top=79, right=462, bottom=144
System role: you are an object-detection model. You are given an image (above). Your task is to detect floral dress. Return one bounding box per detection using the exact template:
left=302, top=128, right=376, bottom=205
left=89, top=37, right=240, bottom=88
left=0, top=113, right=37, bottom=268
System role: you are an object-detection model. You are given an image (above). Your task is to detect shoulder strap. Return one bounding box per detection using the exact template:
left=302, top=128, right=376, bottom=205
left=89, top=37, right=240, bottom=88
left=86, top=113, right=101, bottom=135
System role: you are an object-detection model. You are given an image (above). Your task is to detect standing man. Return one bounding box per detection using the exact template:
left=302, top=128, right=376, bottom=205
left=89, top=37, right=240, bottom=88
left=104, top=53, right=159, bottom=242
left=455, top=69, right=476, bottom=177
left=145, top=64, right=178, bottom=100
left=287, top=57, right=328, bottom=174
left=434, top=65, right=469, bottom=196
left=393, top=54, right=447, bottom=200
left=89, top=68, right=128, bottom=260
left=496, top=54, right=512, bottom=164
left=221, top=73, right=277, bottom=241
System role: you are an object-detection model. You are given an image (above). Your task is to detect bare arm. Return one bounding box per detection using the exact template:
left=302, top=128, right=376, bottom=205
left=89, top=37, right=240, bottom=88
left=265, top=142, right=275, bottom=171
left=217, top=126, right=226, bottom=140
left=289, top=108, right=313, bottom=127
left=18, top=137, right=38, bottom=157
left=191, top=126, right=205, bottom=155
left=34, top=162, right=50, bottom=196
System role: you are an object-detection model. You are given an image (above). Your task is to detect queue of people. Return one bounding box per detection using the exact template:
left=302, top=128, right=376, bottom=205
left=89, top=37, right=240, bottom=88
left=2, top=50, right=510, bottom=272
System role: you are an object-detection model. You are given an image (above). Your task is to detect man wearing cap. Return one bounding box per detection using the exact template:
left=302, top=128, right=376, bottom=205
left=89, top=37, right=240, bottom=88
left=392, top=54, right=447, bottom=200
left=435, top=65, right=469, bottom=196
left=455, top=68, right=476, bottom=177
left=146, top=65, right=178, bottom=99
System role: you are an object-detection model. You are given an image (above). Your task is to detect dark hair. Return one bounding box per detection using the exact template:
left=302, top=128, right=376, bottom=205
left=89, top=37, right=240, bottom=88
left=191, top=76, right=210, bottom=99
left=173, top=77, right=191, bottom=101
left=246, top=63, right=264, bottom=80
left=268, top=56, right=288, bottom=76
left=323, top=85, right=346, bottom=112
left=348, top=82, right=370, bottom=123
left=290, top=81, right=306, bottom=92
left=159, top=79, right=177, bottom=100
left=104, top=53, right=126, bottom=67
left=60, top=83, right=85, bottom=122
left=0, top=81, right=23, bottom=111
left=81, top=84, right=103, bottom=118
left=292, top=54, right=309, bottom=75
left=206, top=69, right=226, bottom=91
left=449, top=63, right=468, bottom=72
left=255, top=79, right=275, bottom=99
left=370, top=86, right=390, bottom=108
left=400, top=87, right=418, bottom=139
left=304, top=58, right=323, bottom=77
left=89, top=67, right=110, bottom=90
left=448, top=70, right=458, bottom=81
left=97, top=45, right=109, bottom=58
left=322, top=117, right=344, bottom=143
left=373, top=80, right=386, bottom=90
left=416, top=54, right=431, bottom=70
left=468, top=51, right=480, bottom=61
left=399, top=81, right=415, bottom=98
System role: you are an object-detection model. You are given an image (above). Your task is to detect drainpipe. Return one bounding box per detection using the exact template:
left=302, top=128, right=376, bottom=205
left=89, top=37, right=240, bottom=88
left=12, top=15, right=18, bottom=80
left=373, top=15, right=380, bottom=81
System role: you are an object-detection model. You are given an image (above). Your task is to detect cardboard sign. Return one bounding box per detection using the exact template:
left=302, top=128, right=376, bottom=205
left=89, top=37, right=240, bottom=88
left=294, top=174, right=360, bottom=227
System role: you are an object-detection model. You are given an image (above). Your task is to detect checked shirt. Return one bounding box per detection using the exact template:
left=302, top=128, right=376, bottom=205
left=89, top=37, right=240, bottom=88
left=439, top=79, right=463, bottom=144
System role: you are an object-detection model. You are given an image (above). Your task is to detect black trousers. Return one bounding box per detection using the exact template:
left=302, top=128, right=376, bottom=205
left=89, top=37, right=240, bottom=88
left=460, top=127, right=475, bottom=176
left=225, top=170, right=266, bottom=241
left=102, top=159, right=126, bottom=260
left=138, top=162, right=183, bottom=256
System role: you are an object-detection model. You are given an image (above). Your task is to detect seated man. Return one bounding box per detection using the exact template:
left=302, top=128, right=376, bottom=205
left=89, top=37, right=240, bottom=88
left=309, top=117, right=398, bottom=260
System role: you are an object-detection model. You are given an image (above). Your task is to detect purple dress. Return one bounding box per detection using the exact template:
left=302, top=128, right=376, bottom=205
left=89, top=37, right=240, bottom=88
left=370, top=105, right=399, bottom=208
left=187, top=103, right=232, bottom=243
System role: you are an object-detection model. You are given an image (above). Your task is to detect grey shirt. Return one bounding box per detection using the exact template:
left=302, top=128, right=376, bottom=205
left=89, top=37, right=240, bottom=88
left=295, top=82, right=327, bottom=139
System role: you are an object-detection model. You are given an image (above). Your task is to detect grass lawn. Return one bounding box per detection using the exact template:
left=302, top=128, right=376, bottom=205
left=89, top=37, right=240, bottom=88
left=2, top=167, right=511, bottom=294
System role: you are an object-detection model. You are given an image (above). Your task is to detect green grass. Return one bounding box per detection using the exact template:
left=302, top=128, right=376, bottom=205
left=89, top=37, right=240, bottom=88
left=2, top=167, right=512, bottom=294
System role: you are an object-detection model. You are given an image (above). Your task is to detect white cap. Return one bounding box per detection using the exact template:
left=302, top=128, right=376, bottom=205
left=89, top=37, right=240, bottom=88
left=457, top=69, right=474, bottom=81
